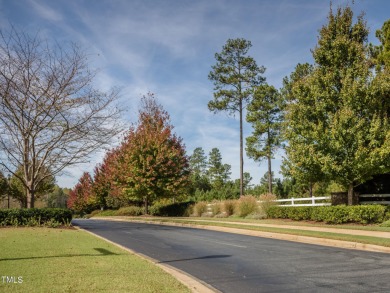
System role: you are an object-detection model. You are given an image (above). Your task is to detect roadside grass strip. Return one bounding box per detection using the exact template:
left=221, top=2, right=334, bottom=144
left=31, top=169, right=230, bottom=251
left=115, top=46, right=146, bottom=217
left=0, top=227, right=190, bottom=293
left=102, top=217, right=390, bottom=248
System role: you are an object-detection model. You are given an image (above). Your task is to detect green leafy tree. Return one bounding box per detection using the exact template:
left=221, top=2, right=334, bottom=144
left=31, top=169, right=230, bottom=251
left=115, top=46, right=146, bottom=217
left=234, top=172, right=252, bottom=192
left=207, top=148, right=231, bottom=189
left=371, top=19, right=390, bottom=72
left=370, top=19, right=390, bottom=119
left=284, top=6, right=390, bottom=205
left=0, top=171, right=8, bottom=200
left=189, top=147, right=211, bottom=194
left=282, top=63, right=325, bottom=196
left=208, top=38, right=265, bottom=196
left=246, top=85, right=284, bottom=193
left=249, top=171, right=278, bottom=196
left=46, top=186, right=68, bottom=208
left=189, top=147, right=208, bottom=176
left=117, top=94, right=190, bottom=213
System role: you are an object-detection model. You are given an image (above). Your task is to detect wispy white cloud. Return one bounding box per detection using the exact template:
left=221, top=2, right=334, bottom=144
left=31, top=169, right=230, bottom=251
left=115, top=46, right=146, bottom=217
left=3, top=0, right=389, bottom=188
left=27, top=0, right=63, bottom=22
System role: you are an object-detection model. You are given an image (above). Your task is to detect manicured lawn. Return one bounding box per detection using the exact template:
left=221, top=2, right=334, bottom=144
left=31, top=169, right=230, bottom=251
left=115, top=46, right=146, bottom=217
left=0, top=227, right=189, bottom=293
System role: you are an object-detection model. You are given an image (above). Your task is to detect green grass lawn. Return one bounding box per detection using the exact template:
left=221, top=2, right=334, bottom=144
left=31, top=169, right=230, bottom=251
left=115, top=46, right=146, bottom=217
left=0, top=227, right=189, bottom=293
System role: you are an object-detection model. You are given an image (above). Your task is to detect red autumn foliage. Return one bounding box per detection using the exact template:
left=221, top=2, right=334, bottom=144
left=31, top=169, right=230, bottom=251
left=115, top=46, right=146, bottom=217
left=67, top=172, right=94, bottom=212
left=70, top=93, right=190, bottom=213
left=116, top=94, right=190, bottom=212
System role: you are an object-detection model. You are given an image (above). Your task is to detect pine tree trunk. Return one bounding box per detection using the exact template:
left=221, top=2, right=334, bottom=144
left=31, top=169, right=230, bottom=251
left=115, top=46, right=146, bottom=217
left=239, top=99, right=244, bottom=196
left=268, top=156, right=272, bottom=194
left=267, top=129, right=272, bottom=194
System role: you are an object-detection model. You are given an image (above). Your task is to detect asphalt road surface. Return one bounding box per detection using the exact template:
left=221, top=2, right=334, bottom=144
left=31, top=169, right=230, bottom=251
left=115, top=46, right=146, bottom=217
left=72, top=219, right=390, bottom=293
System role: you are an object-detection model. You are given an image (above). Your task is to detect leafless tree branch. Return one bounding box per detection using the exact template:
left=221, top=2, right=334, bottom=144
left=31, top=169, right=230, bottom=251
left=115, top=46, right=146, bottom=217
left=0, top=27, right=124, bottom=207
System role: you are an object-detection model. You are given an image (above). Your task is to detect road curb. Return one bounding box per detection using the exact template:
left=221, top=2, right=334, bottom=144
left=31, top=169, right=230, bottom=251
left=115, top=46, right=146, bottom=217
left=94, top=217, right=390, bottom=254
left=73, top=224, right=219, bottom=293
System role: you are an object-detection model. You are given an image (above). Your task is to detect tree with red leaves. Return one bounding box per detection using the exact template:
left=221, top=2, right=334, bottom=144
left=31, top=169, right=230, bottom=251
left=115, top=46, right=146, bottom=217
left=92, top=148, right=123, bottom=209
left=67, top=172, right=94, bottom=213
left=117, top=94, right=190, bottom=213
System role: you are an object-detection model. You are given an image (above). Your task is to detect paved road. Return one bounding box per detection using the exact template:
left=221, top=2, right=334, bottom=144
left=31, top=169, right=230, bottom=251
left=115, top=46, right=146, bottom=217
left=72, top=219, right=390, bottom=293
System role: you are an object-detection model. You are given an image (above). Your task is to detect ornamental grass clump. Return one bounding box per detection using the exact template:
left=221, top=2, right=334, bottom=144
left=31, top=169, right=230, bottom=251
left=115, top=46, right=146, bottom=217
left=223, top=200, right=237, bottom=217
left=237, top=196, right=258, bottom=217
left=258, top=193, right=277, bottom=216
left=211, top=201, right=223, bottom=217
left=193, top=201, right=208, bottom=217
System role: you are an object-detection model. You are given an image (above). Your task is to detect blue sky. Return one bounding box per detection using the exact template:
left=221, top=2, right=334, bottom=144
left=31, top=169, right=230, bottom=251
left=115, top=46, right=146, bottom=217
left=1, top=0, right=389, bottom=188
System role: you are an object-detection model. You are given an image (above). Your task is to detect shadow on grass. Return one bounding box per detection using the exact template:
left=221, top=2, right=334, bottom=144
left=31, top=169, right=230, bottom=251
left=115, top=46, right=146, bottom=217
left=158, top=254, right=231, bottom=264
left=0, top=248, right=120, bottom=261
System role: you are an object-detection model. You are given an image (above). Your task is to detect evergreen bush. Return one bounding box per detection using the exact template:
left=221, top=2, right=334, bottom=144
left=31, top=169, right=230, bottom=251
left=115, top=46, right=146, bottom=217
left=149, top=201, right=194, bottom=217
left=116, top=206, right=144, bottom=216
left=0, top=208, right=72, bottom=226
left=266, top=205, right=387, bottom=224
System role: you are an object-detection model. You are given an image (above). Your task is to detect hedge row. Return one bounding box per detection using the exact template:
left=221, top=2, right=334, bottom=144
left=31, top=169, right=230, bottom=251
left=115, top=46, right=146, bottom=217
left=266, top=205, right=388, bottom=224
left=149, top=201, right=194, bottom=217
left=0, top=208, right=72, bottom=227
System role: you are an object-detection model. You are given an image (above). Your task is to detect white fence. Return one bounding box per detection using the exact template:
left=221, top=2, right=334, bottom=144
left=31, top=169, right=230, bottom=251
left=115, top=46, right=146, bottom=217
left=206, top=196, right=332, bottom=211
left=264, top=196, right=331, bottom=207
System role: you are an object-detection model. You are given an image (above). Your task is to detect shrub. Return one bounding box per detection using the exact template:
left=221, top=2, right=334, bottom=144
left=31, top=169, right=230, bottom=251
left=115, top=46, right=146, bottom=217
left=223, top=200, right=237, bottom=217
left=266, top=205, right=387, bottom=224
left=237, top=196, right=258, bottom=217
left=385, top=207, right=390, bottom=221
left=0, top=208, right=72, bottom=227
left=314, top=206, right=350, bottom=224
left=96, top=209, right=117, bottom=216
left=116, top=206, right=144, bottom=216
left=266, top=205, right=289, bottom=219
left=89, top=209, right=103, bottom=217
left=193, top=201, right=208, bottom=217
left=149, top=201, right=194, bottom=217
left=380, top=219, right=390, bottom=227
left=211, top=201, right=223, bottom=216
left=258, top=193, right=277, bottom=215
left=348, top=205, right=386, bottom=224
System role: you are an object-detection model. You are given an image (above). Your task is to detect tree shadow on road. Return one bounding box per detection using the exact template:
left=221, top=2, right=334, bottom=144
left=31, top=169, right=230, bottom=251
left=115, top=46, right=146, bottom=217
left=158, top=254, right=231, bottom=263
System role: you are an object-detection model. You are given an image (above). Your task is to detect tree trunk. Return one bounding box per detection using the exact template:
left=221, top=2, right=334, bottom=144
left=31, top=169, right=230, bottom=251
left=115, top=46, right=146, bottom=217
left=309, top=183, right=313, bottom=197
left=144, top=195, right=148, bottom=215
left=347, top=183, right=354, bottom=206
left=27, top=189, right=35, bottom=208
left=268, top=155, right=272, bottom=194
left=239, top=99, right=244, bottom=196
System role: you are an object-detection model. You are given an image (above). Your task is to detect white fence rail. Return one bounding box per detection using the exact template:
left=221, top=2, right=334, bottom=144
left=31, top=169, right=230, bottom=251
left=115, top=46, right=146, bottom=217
left=264, top=196, right=331, bottom=207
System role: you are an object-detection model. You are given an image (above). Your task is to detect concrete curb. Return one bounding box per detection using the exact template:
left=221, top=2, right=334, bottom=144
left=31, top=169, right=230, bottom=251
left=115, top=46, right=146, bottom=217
left=94, top=217, right=390, bottom=254
left=74, top=224, right=219, bottom=293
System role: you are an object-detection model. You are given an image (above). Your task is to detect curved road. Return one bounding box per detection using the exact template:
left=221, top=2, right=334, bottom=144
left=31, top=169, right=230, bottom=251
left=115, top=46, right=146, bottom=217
left=72, top=219, right=390, bottom=292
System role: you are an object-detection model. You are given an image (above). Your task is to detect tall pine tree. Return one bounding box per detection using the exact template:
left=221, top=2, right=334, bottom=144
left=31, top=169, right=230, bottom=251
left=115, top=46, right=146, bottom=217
left=208, top=38, right=265, bottom=195
left=246, top=84, right=284, bottom=193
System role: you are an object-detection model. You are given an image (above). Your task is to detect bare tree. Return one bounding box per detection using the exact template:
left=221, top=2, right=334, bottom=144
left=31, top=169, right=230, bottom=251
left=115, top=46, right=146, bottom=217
left=0, top=27, right=123, bottom=208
